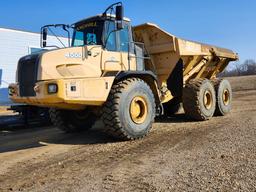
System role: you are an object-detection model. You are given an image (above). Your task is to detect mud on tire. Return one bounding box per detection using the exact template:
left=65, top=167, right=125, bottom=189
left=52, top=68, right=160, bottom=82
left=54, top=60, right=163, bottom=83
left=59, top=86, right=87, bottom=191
left=49, top=108, right=97, bottom=133
left=183, top=79, right=216, bottom=121
left=102, top=78, right=156, bottom=140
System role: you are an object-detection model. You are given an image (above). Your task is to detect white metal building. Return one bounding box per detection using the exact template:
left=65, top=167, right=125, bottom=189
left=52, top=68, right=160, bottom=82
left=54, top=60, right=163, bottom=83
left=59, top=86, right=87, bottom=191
left=0, top=27, right=68, bottom=105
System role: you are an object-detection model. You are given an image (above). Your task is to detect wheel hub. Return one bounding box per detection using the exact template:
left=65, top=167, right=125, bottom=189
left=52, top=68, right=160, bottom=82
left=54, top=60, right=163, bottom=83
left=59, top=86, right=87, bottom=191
left=203, top=90, right=213, bottom=110
left=130, top=96, right=148, bottom=124
left=223, top=89, right=230, bottom=106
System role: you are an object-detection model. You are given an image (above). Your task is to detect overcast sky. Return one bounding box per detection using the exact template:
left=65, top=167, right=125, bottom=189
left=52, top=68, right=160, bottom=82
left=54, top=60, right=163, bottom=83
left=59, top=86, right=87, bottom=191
left=0, top=0, right=255, bottom=66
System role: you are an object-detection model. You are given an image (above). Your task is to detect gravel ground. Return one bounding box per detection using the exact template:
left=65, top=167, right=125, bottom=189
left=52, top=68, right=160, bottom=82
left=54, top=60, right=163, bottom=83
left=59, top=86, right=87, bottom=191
left=0, top=76, right=255, bottom=192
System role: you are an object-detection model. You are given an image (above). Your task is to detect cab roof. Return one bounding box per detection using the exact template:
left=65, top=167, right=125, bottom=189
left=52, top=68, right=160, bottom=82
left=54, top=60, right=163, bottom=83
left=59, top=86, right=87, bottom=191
left=74, top=14, right=131, bottom=28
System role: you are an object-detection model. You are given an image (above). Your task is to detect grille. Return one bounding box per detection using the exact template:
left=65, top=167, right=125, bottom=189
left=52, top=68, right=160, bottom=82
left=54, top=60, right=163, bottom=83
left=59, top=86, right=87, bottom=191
left=18, top=54, right=40, bottom=97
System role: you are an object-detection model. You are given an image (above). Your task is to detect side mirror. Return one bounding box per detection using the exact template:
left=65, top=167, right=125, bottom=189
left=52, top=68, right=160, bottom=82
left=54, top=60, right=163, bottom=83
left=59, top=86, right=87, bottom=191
left=42, top=28, right=48, bottom=47
left=116, top=5, right=124, bottom=21
left=116, top=5, right=124, bottom=30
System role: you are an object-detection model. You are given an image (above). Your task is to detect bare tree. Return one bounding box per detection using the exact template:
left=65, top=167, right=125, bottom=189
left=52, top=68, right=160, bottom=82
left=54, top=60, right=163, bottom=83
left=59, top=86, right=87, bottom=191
left=243, top=60, right=256, bottom=75
left=218, top=59, right=256, bottom=77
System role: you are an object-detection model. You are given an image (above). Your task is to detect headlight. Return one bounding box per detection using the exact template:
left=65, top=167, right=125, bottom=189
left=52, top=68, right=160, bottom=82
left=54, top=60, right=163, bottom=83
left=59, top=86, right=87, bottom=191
left=48, top=84, right=58, bottom=94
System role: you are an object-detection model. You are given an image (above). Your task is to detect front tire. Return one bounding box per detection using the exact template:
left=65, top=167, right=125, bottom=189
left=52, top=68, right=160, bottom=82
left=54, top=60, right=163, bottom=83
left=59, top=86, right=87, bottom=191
left=49, top=108, right=97, bottom=133
left=102, top=78, right=156, bottom=140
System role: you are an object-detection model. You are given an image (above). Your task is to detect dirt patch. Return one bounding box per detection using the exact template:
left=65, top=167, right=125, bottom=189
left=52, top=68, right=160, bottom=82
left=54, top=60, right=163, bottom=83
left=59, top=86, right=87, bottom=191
left=227, top=75, right=256, bottom=91
left=0, top=76, right=255, bottom=192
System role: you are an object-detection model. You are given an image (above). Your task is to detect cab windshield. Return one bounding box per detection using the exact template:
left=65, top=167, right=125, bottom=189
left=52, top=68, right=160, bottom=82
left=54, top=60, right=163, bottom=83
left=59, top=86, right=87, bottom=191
left=72, top=20, right=104, bottom=47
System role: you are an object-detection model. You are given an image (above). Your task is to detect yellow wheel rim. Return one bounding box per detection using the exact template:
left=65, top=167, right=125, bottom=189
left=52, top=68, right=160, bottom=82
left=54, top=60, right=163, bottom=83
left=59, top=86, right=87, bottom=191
left=204, top=90, right=213, bottom=110
left=223, top=89, right=230, bottom=106
left=130, top=96, right=148, bottom=124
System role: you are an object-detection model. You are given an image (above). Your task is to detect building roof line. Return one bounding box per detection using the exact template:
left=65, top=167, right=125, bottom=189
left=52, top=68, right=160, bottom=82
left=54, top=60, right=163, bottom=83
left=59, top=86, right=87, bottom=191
left=0, top=27, right=68, bottom=39
left=0, top=26, right=40, bottom=35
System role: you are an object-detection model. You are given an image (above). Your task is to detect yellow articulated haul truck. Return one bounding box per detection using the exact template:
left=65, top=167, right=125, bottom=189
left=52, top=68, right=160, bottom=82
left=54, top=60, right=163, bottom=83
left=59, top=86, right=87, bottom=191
left=9, top=3, right=238, bottom=140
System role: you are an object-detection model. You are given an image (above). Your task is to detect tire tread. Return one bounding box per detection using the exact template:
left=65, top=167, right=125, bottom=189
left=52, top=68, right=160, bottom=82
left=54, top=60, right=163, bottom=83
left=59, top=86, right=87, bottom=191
left=102, top=78, right=155, bottom=140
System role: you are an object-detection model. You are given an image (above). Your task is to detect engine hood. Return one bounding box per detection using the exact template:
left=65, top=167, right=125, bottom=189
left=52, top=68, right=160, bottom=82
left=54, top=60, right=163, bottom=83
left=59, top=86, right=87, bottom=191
left=37, top=46, right=103, bottom=81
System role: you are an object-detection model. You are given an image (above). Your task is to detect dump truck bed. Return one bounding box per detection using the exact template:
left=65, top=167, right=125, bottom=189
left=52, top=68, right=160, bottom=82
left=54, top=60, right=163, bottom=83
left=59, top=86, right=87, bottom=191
left=133, top=23, right=238, bottom=85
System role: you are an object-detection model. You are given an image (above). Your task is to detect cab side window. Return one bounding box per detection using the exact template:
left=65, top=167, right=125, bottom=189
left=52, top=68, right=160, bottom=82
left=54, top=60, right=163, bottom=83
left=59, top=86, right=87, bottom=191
left=105, top=21, right=117, bottom=51
left=73, top=31, right=84, bottom=47
left=119, top=24, right=130, bottom=52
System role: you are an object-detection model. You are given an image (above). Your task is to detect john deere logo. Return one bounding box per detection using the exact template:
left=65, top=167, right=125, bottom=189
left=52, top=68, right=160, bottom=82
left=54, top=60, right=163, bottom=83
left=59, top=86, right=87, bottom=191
left=65, top=53, right=82, bottom=59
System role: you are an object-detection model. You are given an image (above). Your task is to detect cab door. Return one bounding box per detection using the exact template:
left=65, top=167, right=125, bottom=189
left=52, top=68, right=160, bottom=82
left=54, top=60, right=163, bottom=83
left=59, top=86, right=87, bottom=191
left=118, top=23, right=137, bottom=71
left=101, top=21, right=123, bottom=72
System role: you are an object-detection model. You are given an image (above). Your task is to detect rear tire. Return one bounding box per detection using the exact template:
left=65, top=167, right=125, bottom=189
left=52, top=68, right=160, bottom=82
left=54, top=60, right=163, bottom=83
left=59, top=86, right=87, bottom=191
left=49, top=108, right=97, bottom=133
left=213, top=79, right=232, bottom=116
left=183, top=79, right=216, bottom=121
left=102, top=78, right=156, bottom=140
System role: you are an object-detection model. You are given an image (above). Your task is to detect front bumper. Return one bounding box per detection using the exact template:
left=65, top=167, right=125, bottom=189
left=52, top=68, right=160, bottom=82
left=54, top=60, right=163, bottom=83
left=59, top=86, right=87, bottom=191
left=9, top=77, right=115, bottom=110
